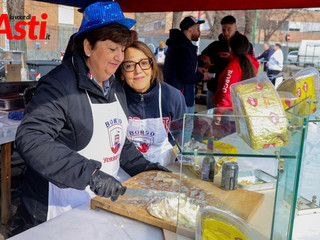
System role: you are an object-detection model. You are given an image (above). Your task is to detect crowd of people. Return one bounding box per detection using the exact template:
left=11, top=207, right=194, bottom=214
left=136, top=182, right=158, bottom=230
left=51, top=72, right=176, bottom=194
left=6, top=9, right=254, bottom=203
left=9, top=0, right=285, bottom=236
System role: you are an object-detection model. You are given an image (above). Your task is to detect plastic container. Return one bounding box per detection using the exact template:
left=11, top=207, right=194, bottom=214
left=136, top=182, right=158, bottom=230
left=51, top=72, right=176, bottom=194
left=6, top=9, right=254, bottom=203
left=277, top=67, right=319, bottom=115
left=196, top=206, right=257, bottom=240
left=26, top=60, right=61, bottom=80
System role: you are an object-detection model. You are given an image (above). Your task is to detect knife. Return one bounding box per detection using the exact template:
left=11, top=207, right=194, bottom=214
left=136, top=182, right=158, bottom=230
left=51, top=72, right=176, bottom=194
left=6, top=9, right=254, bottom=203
left=119, top=186, right=186, bottom=199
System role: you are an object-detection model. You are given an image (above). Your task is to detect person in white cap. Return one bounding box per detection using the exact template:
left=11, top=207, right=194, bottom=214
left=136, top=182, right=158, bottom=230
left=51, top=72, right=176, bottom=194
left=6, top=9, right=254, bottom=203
left=12, top=1, right=169, bottom=234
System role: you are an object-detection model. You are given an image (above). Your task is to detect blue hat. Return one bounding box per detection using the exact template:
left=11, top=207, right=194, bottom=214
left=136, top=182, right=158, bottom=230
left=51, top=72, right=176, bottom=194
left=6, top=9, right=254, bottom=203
left=74, top=1, right=136, bottom=38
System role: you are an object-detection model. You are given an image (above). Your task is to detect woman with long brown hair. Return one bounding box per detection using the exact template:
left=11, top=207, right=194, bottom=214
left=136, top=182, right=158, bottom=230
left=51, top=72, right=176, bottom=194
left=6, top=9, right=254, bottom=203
left=213, top=34, right=259, bottom=110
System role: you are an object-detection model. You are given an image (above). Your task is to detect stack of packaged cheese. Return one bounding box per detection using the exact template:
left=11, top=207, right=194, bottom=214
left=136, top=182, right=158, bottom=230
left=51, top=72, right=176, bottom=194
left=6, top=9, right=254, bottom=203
left=277, top=67, right=319, bottom=115
left=230, top=73, right=288, bottom=150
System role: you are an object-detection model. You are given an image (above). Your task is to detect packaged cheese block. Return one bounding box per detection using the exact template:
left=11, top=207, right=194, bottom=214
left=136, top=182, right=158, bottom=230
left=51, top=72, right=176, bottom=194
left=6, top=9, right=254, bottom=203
left=277, top=91, right=298, bottom=110
left=277, top=67, right=319, bottom=115
left=230, top=73, right=289, bottom=150
left=196, top=206, right=257, bottom=240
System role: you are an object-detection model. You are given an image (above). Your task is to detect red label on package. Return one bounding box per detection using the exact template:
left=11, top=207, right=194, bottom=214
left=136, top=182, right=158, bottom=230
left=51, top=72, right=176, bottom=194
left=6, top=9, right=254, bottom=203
left=285, top=100, right=291, bottom=107
left=277, top=135, right=286, bottom=143
left=303, top=82, right=308, bottom=93
left=269, top=112, right=279, bottom=125
left=247, top=97, right=258, bottom=107
left=256, top=83, right=263, bottom=90
left=297, top=87, right=301, bottom=97
left=263, top=143, right=276, bottom=148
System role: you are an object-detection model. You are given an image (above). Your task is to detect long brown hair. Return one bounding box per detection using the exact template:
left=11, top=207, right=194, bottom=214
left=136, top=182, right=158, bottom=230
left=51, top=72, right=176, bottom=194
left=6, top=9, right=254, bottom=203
left=230, top=34, right=256, bottom=80
left=123, top=41, right=163, bottom=83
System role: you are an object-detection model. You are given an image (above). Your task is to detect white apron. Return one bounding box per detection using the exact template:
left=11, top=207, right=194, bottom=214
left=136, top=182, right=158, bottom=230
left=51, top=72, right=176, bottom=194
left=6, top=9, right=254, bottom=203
left=156, top=50, right=165, bottom=63
left=47, top=92, right=128, bottom=220
left=127, top=84, right=175, bottom=167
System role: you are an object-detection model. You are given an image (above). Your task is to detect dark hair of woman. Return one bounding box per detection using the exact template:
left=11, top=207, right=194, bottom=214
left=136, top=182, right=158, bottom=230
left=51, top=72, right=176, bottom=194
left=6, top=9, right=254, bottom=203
left=230, top=34, right=256, bottom=80
left=123, top=41, right=163, bottom=83
left=73, top=23, right=133, bottom=58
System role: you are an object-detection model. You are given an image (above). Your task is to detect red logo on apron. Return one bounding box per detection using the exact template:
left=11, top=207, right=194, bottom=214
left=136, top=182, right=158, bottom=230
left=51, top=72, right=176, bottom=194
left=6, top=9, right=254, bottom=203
left=138, top=142, right=151, bottom=153
left=131, top=136, right=153, bottom=153
left=247, top=97, right=258, bottom=107
left=108, top=126, right=122, bottom=154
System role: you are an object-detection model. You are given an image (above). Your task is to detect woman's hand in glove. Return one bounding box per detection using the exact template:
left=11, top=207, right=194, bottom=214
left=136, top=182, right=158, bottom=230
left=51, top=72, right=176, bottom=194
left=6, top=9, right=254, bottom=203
left=89, top=170, right=125, bottom=202
left=144, top=162, right=172, bottom=173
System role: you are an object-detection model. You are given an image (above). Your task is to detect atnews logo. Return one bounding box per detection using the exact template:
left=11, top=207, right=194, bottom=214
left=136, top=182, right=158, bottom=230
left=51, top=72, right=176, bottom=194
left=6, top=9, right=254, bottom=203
left=0, top=13, right=49, bottom=40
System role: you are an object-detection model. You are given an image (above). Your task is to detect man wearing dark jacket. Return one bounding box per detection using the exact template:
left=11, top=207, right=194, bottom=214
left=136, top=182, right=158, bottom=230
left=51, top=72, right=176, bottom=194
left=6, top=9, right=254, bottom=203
left=256, top=43, right=274, bottom=72
left=201, top=15, right=254, bottom=109
left=163, top=16, right=209, bottom=114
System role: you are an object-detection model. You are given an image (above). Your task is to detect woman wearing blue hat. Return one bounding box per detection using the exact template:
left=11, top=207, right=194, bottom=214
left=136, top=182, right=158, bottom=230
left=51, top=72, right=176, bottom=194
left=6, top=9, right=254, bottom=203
left=13, top=1, right=169, bottom=233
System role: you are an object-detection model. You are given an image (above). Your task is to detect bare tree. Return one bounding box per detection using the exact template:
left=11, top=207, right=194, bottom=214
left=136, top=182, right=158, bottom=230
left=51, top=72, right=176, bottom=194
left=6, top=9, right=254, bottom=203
left=6, top=0, right=27, bottom=61
left=172, top=12, right=183, bottom=29
left=244, top=10, right=255, bottom=42
left=203, top=11, right=228, bottom=40
left=258, top=9, right=302, bottom=42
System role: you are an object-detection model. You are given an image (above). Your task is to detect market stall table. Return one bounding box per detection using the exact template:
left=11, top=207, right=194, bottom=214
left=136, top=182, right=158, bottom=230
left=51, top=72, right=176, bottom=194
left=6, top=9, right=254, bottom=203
left=8, top=202, right=164, bottom=240
left=0, top=111, right=22, bottom=224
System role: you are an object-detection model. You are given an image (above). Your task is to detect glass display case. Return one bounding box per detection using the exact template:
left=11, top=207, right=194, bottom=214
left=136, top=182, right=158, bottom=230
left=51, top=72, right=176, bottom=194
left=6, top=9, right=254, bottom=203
left=169, top=97, right=318, bottom=240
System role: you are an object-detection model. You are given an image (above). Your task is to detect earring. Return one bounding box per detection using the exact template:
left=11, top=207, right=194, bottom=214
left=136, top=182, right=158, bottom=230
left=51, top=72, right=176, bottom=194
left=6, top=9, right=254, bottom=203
left=87, top=53, right=91, bottom=57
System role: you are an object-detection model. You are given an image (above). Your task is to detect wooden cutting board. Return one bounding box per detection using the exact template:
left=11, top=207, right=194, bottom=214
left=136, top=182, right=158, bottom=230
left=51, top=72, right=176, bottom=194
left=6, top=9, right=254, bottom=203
left=91, top=170, right=264, bottom=233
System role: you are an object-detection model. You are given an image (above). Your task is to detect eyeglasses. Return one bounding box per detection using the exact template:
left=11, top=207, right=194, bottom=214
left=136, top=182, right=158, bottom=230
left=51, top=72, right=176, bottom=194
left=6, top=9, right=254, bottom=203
left=122, top=58, right=152, bottom=72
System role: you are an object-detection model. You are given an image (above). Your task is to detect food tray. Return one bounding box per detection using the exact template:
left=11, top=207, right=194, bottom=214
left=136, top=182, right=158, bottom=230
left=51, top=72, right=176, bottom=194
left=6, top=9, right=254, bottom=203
left=0, top=94, right=24, bottom=110
left=237, top=169, right=276, bottom=191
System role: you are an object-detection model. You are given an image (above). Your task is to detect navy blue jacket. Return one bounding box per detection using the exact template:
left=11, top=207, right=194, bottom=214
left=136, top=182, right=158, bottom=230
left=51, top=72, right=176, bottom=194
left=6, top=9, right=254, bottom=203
left=15, top=50, right=150, bottom=222
left=124, top=81, right=187, bottom=132
left=256, top=47, right=274, bottom=62
left=163, top=29, right=204, bottom=107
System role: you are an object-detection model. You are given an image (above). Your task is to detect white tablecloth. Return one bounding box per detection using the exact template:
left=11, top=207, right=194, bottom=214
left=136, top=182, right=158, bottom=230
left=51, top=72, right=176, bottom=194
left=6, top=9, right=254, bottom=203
left=8, top=202, right=164, bottom=240
left=0, top=111, right=21, bottom=145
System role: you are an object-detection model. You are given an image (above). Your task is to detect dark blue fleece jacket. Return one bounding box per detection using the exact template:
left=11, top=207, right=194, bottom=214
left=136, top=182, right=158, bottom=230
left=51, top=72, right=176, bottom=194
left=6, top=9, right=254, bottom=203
left=163, top=29, right=204, bottom=107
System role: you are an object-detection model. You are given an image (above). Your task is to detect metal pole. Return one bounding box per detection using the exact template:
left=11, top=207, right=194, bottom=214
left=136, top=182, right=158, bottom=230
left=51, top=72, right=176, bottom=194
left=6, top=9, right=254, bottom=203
left=196, top=11, right=202, bottom=55
left=252, top=10, right=258, bottom=47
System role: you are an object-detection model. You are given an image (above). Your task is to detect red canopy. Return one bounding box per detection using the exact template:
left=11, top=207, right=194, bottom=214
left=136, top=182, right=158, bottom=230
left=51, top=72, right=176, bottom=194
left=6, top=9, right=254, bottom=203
left=118, top=0, right=320, bottom=12
left=34, top=0, right=320, bottom=12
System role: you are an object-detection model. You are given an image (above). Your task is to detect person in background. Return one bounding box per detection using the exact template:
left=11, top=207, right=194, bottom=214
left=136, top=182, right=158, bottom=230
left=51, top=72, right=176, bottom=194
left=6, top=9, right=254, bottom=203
left=154, top=40, right=167, bottom=63
left=200, top=15, right=254, bottom=110
left=120, top=41, right=187, bottom=166
left=256, top=43, right=274, bottom=72
left=267, top=43, right=284, bottom=76
left=163, top=16, right=210, bottom=114
left=213, top=34, right=259, bottom=119
left=12, top=2, right=168, bottom=234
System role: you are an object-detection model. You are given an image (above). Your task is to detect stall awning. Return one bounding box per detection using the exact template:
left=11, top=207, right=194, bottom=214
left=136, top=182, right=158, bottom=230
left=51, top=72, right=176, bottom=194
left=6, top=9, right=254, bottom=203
left=33, top=0, right=320, bottom=12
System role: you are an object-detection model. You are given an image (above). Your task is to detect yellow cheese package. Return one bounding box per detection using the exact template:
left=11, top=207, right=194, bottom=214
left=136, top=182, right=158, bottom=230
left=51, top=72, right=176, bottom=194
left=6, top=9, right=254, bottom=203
left=207, top=140, right=237, bottom=174
left=277, top=67, right=319, bottom=115
left=186, top=140, right=237, bottom=178
left=196, top=206, right=257, bottom=240
left=277, top=91, right=298, bottom=110
left=230, top=73, right=289, bottom=150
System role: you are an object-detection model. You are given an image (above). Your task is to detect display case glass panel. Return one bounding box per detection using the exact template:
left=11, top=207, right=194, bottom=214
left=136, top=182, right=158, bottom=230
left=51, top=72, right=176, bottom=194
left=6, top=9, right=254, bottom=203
left=169, top=100, right=309, bottom=239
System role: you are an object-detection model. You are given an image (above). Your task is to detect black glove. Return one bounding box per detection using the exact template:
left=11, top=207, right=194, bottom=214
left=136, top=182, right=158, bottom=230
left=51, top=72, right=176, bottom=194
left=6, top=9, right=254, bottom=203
left=144, top=162, right=172, bottom=173
left=89, top=170, right=124, bottom=202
